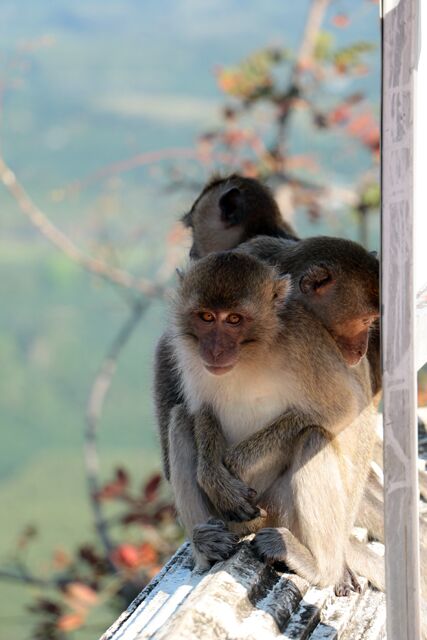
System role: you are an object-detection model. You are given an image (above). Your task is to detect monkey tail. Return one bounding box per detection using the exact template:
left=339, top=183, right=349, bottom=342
left=346, top=538, right=385, bottom=591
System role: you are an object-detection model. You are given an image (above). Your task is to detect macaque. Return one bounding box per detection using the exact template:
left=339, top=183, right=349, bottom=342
left=182, top=173, right=380, bottom=393
left=158, top=247, right=382, bottom=594
left=182, top=174, right=298, bottom=259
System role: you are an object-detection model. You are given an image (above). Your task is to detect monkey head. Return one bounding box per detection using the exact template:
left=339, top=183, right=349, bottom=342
left=294, top=238, right=379, bottom=367
left=172, top=251, right=290, bottom=375
left=182, top=174, right=297, bottom=259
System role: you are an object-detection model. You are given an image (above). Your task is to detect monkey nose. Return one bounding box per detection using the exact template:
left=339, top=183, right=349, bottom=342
left=210, top=347, right=224, bottom=361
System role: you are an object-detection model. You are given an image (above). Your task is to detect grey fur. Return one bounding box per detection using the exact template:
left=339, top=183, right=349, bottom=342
left=153, top=175, right=382, bottom=587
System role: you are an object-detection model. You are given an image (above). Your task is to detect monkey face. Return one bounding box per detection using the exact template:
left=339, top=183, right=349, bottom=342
left=172, top=251, right=291, bottom=375
left=297, top=252, right=379, bottom=367
left=189, top=309, right=253, bottom=374
left=330, top=315, right=379, bottom=366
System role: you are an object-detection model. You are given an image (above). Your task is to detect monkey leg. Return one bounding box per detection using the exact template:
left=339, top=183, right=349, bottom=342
left=168, top=405, right=239, bottom=569
left=253, top=428, right=348, bottom=589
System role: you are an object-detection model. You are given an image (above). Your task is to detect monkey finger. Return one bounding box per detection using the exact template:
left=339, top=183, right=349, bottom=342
left=223, top=503, right=261, bottom=522
left=334, top=582, right=352, bottom=597
left=192, top=522, right=239, bottom=562
left=345, top=565, right=362, bottom=593
left=247, top=488, right=258, bottom=501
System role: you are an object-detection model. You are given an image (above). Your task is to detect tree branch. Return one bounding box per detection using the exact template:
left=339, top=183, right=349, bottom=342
left=0, top=155, right=164, bottom=297
left=84, top=299, right=150, bottom=557
left=0, top=568, right=57, bottom=588
left=296, top=0, right=331, bottom=66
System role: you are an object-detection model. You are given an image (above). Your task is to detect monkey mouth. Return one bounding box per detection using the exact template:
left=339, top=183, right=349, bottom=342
left=344, top=353, right=363, bottom=367
left=204, top=364, right=235, bottom=375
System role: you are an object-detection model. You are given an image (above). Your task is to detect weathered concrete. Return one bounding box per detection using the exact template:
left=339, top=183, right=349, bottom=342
left=100, top=537, right=385, bottom=640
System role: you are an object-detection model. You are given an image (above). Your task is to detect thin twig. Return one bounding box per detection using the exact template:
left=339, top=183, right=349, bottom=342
left=84, top=299, right=150, bottom=557
left=296, top=0, right=331, bottom=66
left=0, top=568, right=58, bottom=588
left=65, top=148, right=237, bottom=196
left=0, top=155, right=164, bottom=297
left=276, top=0, right=331, bottom=154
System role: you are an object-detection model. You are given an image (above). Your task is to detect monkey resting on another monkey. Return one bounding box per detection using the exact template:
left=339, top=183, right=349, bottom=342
left=159, top=245, right=383, bottom=595
left=183, top=173, right=427, bottom=631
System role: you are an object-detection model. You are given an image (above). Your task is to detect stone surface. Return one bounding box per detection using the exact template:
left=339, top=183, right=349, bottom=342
left=100, top=540, right=386, bottom=640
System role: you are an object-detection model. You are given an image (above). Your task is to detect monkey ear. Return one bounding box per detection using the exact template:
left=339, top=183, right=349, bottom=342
left=181, top=210, right=193, bottom=228
left=273, top=274, right=292, bottom=307
left=219, top=187, right=245, bottom=227
left=176, top=268, right=185, bottom=282
left=299, top=265, right=334, bottom=296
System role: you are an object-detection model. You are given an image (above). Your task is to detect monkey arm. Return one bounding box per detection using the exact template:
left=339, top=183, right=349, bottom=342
left=223, top=410, right=320, bottom=486
left=168, top=404, right=241, bottom=569
left=194, top=405, right=263, bottom=522
left=153, top=333, right=184, bottom=480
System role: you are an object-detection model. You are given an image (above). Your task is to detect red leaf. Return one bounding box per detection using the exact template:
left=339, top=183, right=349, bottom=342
left=121, top=512, right=152, bottom=526
left=111, top=544, right=141, bottom=569
left=144, top=474, right=162, bottom=502
left=328, top=104, right=351, bottom=125
left=332, top=14, right=350, bottom=28
left=94, top=468, right=129, bottom=501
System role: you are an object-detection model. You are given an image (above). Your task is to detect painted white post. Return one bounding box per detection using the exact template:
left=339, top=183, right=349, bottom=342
left=381, top=0, right=421, bottom=638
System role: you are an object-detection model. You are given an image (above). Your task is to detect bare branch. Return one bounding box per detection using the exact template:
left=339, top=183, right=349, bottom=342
left=65, top=147, right=237, bottom=195
left=296, top=0, right=331, bottom=65
left=0, top=568, right=57, bottom=588
left=0, top=155, right=164, bottom=298
left=84, top=299, right=150, bottom=557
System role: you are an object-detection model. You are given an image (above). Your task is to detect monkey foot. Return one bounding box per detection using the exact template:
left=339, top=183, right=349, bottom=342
left=334, top=565, right=362, bottom=597
left=192, top=518, right=240, bottom=565
left=250, top=527, right=286, bottom=564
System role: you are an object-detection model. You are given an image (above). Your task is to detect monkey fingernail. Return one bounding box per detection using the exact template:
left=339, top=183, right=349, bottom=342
left=258, top=508, right=267, bottom=518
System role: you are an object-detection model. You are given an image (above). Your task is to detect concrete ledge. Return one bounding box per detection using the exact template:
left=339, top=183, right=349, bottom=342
left=100, top=539, right=385, bottom=640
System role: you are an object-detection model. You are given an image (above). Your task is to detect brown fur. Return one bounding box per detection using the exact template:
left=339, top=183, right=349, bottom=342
left=182, top=174, right=298, bottom=258
left=165, top=250, right=382, bottom=593
left=153, top=175, right=382, bottom=593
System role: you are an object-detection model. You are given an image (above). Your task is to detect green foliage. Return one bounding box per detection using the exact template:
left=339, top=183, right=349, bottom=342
left=313, top=31, right=334, bottom=61
left=217, top=47, right=291, bottom=102
left=360, top=182, right=380, bottom=210
left=314, top=31, right=375, bottom=70
left=333, top=42, right=376, bottom=71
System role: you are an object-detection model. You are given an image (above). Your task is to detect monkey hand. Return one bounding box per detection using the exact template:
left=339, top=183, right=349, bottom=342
left=199, top=465, right=261, bottom=522
left=192, top=518, right=239, bottom=568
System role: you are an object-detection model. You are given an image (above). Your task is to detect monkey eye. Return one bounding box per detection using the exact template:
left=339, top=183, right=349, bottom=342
left=226, top=313, right=242, bottom=325
left=199, top=311, right=215, bottom=323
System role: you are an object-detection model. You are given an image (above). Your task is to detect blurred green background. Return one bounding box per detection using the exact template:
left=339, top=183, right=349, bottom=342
left=0, top=1, right=383, bottom=637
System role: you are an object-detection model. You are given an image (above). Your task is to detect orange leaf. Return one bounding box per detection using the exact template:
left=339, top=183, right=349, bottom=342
left=53, top=547, right=72, bottom=569
left=111, top=544, right=141, bottom=569
left=138, top=542, right=158, bottom=566
left=57, top=613, right=85, bottom=632
left=65, top=582, right=98, bottom=607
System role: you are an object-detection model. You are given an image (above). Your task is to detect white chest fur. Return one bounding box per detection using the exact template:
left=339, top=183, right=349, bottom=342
left=178, top=349, right=302, bottom=446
